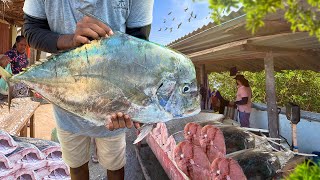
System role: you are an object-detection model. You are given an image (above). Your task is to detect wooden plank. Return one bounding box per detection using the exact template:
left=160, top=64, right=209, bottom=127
left=20, top=124, right=28, bottom=137
left=264, top=52, right=280, bottom=148
left=30, top=114, right=35, bottom=138
left=200, top=64, right=205, bottom=110
left=243, top=44, right=320, bottom=56
left=188, top=39, right=247, bottom=58
left=0, top=97, right=40, bottom=136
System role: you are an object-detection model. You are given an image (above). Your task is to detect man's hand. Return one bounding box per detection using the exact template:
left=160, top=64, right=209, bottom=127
left=73, top=16, right=113, bottom=46
left=105, top=112, right=141, bottom=131
left=57, top=16, right=113, bottom=50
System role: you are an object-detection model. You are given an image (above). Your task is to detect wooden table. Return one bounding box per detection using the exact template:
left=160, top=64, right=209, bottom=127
left=0, top=97, right=40, bottom=137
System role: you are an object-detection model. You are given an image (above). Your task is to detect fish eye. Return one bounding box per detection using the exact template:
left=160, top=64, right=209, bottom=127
left=182, top=85, right=190, bottom=93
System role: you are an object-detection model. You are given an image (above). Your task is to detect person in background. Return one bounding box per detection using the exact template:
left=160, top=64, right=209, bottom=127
left=5, top=35, right=28, bottom=74
left=211, top=90, right=230, bottom=114
left=23, top=1, right=154, bottom=179
left=5, top=36, right=30, bottom=98
left=230, top=75, right=252, bottom=127
left=0, top=55, right=12, bottom=97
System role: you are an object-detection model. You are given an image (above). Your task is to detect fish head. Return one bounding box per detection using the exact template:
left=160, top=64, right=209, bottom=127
left=156, top=54, right=201, bottom=120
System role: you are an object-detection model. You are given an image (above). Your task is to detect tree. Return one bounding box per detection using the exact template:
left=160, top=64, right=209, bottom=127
left=208, top=0, right=320, bottom=41
left=208, top=70, right=320, bottom=112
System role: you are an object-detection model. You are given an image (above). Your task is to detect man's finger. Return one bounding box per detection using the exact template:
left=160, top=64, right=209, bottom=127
left=75, top=27, right=100, bottom=40
left=111, top=113, right=119, bottom=129
left=117, top=112, right=126, bottom=128
left=84, top=23, right=108, bottom=37
left=81, top=16, right=113, bottom=36
left=124, top=115, right=133, bottom=129
left=74, top=35, right=90, bottom=46
left=105, top=115, right=114, bottom=131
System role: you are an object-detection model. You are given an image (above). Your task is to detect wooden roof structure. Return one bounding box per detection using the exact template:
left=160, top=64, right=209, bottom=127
left=0, top=0, right=24, bottom=26
left=168, top=11, right=320, bottom=73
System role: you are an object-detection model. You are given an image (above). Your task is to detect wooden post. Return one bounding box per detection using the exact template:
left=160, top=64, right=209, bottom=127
left=20, top=124, right=28, bottom=137
left=264, top=52, right=280, bottom=142
left=200, top=64, right=205, bottom=86
left=36, top=50, right=41, bottom=61
left=30, top=114, right=35, bottom=138
left=29, top=48, right=36, bottom=65
left=199, top=64, right=207, bottom=109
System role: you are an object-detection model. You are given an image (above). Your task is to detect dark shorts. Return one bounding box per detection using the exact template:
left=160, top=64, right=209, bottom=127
left=238, top=111, right=250, bottom=127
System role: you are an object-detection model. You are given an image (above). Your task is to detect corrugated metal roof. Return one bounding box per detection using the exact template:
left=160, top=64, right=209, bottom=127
left=169, top=10, right=320, bottom=73
left=167, top=9, right=245, bottom=46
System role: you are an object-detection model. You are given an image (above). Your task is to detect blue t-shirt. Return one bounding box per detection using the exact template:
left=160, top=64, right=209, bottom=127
left=23, top=0, right=154, bottom=137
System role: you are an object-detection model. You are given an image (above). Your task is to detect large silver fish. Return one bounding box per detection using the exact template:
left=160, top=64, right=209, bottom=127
left=0, top=32, right=200, bottom=143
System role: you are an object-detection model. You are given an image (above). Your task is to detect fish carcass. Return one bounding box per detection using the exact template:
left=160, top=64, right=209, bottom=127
left=145, top=120, right=300, bottom=180
left=0, top=31, right=200, bottom=142
left=0, top=130, right=70, bottom=179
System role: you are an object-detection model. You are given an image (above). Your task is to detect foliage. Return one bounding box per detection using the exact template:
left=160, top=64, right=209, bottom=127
left=207, top=0, right=320, bottom=41
left=208, top=70, right=320, bottom=112
left=285, top=160, right=320, bottom=180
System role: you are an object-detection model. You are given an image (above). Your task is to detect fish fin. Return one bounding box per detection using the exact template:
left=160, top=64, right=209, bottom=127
left=133, top=124, right=154, bottom=144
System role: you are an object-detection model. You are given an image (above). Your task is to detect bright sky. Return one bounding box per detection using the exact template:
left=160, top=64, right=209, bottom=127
left=149, top=0, right=213, bottom=45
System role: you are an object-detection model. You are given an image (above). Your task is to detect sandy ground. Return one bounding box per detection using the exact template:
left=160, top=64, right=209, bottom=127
left=31, top=103, right=168, bottom=180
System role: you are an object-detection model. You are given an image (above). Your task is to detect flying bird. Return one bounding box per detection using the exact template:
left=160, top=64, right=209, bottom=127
left=158, top=28, right=162, bottom=31
left=190, top=11, right=194, bottom=17
left=170, top=28, right=173, bottom=32
left=172, top=17, right=175, bottom=21
left=163, top=19, right=166, bottom=23
left=168, top=11, right=172, bottom=15
left=194, top=14, right=197, bottom=19
left=188, top=16, right=192, bottom=22
left=164, top=27, right=168, bottom=31
left=184, top=7, right=188, bottom=12
left=177, top=22, right=182, bottom=29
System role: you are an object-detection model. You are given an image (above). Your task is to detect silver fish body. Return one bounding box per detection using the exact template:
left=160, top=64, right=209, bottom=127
left=11, top=32, right=200, bottom=126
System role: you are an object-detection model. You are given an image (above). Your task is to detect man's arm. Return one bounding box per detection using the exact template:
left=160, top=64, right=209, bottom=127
left=23, top=14, right=62, bottom=53
left=126, top=25, right=151, bottom=40
left=24, top=14, right=113, bottom=53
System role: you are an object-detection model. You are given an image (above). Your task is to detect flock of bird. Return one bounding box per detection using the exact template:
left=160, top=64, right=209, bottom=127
left=158, top=7, right=200, bottom=33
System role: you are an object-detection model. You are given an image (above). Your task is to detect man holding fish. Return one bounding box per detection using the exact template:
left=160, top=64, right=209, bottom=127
left=22, top=1, right=154, bottom=179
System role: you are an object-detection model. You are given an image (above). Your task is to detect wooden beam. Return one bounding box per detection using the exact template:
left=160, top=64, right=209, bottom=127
left=264, top=52, right=280, bottom=148
left=243, top=44, right=320, bottom=57
left=168, top=14, right=246, bottom=48
left=188, top=40, right=247, bottom=58
left=192, top=53, right=266, bottom=63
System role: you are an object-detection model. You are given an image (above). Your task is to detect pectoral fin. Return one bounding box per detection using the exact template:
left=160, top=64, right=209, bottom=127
left=133, top=124, right=154, bottom=144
